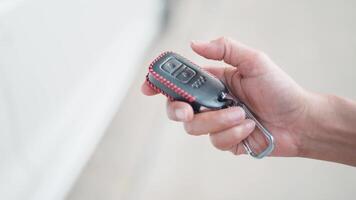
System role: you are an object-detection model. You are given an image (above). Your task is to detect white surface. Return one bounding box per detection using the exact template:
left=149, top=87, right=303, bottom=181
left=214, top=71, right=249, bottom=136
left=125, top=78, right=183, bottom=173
left=0, top=0, right=162, bottom=199
left=68, top=1, right=356, bottom=200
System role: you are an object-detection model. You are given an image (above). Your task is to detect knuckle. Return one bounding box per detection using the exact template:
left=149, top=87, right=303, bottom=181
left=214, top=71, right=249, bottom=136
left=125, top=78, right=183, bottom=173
left=216, top=115, right=234, bottom=127
left=216, top=36, right=232, bottom=46
left=217, top=36, right=227, bottom=42
left=221, top=36, right=230, bottom=43
left=183, top=123, right=196, bottom=135
left=166, top=107, right=176, bottom=121
left=210, top=136, right=227, bottom=150
left=216, top=108, right=244, bottom=126
left=231, top=126, right=244, bottom=141
left=251, top=50, right=269, bottom=62
left=166, top=101, right=175, bottom=117
left=198, top=110, right=220, bottom=124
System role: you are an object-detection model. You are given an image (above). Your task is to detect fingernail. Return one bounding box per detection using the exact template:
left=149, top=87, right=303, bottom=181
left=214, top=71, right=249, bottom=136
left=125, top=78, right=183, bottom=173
left=245, top=119, right=256, bottom=130
left=191, top=40, right=207, bottom=45
left=228, top=107, right=245, bottom=121
left=175, top=108, right=186, bottom=121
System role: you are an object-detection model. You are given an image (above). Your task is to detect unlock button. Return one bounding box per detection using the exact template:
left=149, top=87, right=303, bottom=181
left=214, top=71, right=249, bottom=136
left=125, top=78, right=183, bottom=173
left=176, top=66, right=196, bottom=83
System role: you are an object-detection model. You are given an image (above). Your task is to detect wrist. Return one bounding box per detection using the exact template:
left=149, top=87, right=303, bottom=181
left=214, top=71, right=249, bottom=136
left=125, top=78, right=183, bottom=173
left=297, top=92, right=356, bottom=166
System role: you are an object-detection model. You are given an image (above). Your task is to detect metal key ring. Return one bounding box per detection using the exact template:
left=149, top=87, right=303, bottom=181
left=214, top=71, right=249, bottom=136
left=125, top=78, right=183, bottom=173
left=239, top=103, right=275, bottom=158
left=220, top=93, right=275, bottom=159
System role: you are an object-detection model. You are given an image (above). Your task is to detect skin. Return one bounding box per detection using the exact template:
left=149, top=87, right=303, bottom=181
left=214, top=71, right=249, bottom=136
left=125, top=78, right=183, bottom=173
left=141, top=37, right=356, bottom=166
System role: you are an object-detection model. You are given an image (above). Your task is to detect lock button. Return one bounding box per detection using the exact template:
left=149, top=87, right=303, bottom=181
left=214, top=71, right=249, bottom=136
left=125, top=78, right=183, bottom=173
left=161, top=58, right=182, bottom=74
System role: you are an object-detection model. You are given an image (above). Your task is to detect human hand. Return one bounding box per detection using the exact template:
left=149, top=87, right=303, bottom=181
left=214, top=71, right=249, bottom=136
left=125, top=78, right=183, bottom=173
left=142, top=37, right=311, bottom=157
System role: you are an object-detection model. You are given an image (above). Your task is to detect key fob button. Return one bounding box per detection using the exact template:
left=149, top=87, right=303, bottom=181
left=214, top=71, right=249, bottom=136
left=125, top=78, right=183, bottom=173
left=148, top=52, right=227, bottom=109
left=161, top=58, right=182, bottom=74
left=176, top=66, right=196, bottom=83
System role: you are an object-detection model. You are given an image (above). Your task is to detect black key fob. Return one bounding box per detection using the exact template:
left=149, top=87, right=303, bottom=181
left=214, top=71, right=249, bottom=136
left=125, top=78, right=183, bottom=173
left=146, top=51, right=275, bottom=159
left=146, top=51, right=229, bottom=112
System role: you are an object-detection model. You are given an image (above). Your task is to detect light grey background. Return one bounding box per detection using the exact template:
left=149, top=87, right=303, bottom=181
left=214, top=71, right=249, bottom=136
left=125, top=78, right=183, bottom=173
left=68, top=0, right=356, bottom=199
left=0, top=0, right=161, bottom=199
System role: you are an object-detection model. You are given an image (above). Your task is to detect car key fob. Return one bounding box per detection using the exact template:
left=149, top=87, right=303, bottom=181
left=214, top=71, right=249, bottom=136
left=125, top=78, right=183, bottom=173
left=146, top=51, right=275, bottom=158
left=146, top=51, right=228, bottom=112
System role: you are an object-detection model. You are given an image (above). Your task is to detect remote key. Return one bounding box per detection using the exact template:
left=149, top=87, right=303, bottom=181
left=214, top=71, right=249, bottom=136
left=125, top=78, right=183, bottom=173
left=146, top=51, right=275, bottom=159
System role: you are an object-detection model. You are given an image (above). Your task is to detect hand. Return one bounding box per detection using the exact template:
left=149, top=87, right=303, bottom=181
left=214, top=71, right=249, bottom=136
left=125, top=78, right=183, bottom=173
left=142, top=37, right=309, bottom=157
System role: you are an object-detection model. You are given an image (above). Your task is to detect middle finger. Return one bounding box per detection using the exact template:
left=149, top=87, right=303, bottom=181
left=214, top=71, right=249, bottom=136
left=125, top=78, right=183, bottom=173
left=183, top=106, right=245, bottom=135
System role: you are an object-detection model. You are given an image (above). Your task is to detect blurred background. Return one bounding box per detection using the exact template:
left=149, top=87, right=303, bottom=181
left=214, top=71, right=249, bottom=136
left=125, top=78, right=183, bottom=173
left=1, top=0, right=356, bottom=200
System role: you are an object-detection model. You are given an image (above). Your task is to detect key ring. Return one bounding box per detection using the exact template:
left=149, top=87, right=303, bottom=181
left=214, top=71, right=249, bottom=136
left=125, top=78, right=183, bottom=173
left=219, top=93, right=275, bottom=159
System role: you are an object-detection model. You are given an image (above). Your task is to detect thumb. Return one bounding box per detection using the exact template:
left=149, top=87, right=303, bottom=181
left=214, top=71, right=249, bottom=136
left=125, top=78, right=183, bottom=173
left=191, top=37, right=272, bottom=77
